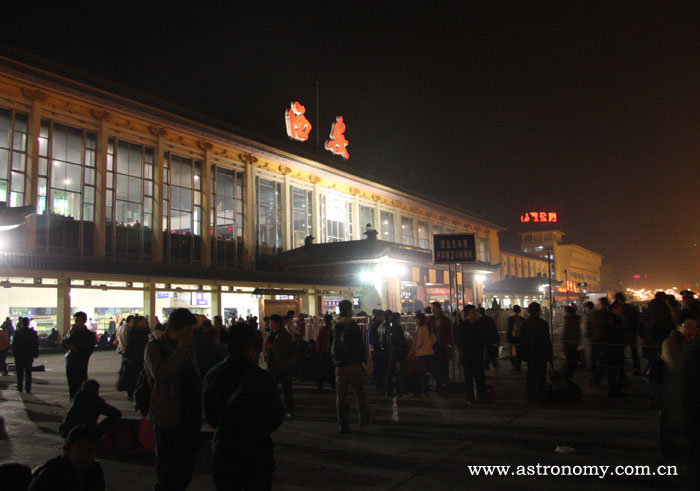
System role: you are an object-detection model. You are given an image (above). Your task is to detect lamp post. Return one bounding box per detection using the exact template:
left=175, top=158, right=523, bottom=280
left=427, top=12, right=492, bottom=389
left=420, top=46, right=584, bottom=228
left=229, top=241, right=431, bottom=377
left=564, top=269, right=569, bottom=305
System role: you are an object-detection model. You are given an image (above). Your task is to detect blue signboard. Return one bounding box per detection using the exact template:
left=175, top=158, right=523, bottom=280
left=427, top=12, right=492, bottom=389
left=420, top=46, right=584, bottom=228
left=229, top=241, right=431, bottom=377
left=433, top=233, right=476, bottom=264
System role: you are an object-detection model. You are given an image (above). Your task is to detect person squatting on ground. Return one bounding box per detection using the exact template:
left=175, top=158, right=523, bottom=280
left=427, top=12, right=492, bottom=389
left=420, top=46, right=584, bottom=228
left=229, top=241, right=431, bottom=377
left=519, top=302, right=552, bottom=404
left=203, top=322, right=284, bottom=491
left=12, top=317, right=38, bottom=394
left=29, top=425, right=106, bottom=491
left=144, top=308, right=202, bottom=491
left=59, top=379, right=122, bottom=439
left=266, top=314, right=296, bottom=418
left=455, top=305, right=488, bottom=404
left=329, top=300, right=370, bottom=433
left=62, top=312, right=96, bottom=399
left=412, top=312, right=447, bottom=396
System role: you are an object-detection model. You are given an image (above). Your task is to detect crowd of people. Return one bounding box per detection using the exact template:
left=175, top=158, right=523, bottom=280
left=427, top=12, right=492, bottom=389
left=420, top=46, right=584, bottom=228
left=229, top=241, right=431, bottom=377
left=2, top=290, right=700, bottom=489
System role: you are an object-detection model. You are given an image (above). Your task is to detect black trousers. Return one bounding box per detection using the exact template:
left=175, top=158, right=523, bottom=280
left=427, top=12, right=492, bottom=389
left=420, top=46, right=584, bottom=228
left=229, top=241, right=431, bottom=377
left=67, top=366, right=88, bottom=398
left=276, top=368, right=294, bottom=415
left=15, top=357, right=33, bottom=391
left=0, top=349, right=8, bottom=375
left=371, top=350, right=386, bottom=392
left=215, top=472, right=273, bottom=491
left=154, top=424, right=200, bottom=491
left=317, top=352, right=335, bottom=391
left=462, top=359, right=487, bottom=402
left=564, top=346, right=578, bottom=379
left=526, top=360, right=547, bottom=402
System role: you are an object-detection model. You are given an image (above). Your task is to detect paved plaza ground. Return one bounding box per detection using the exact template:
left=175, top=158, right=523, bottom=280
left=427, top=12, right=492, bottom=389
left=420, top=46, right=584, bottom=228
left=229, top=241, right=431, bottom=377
left=0, top=351, right=678, bottom=490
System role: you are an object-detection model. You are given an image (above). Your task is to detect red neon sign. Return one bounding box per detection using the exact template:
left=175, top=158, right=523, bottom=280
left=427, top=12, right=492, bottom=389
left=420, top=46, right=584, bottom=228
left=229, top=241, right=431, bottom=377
left=520, top=212, right=558, bottom=223
left=324, top=116, right=349, bottom=160
left=285, top=101, right=312, bottom=142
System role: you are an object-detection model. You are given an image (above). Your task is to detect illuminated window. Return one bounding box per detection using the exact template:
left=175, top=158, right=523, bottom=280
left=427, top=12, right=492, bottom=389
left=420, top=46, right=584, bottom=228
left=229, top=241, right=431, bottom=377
left=321, top=193, right=353, bottom=243
left=212, top=166, right=243, bottom=267
left=359, top=205, right=374, bottom=230
left=417, top=221, right=429, bottom=249
left=401, top=216, right=414, bottom=246
left=380, top=210, right=394, bottom=242
left=290, top=186, right=312, bottom=248
left=36, top=120, right=96, bottom=255
left=163, top=152, right=203, bottom=265
left=0, top=108, right=28, bottom=207
left=479, top=237, right=490, bottom=262
left=256, top=177, right=283, bottom=255
left=105, top=138, right=154, bottom=261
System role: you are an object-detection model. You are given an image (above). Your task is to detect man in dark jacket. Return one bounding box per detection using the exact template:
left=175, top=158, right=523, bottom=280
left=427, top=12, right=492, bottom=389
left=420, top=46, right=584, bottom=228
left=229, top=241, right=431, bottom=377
left=427, top=302, right=453, bottom=384
left=601, top=302, right=627, bottom=397
left=59, top=379, right=121, bottom=438
left=384, top=312, right=409, bottom=397
left=203, top=322, right=284, bottom=490
left=519, top=302, right=552, bottom=403
left=368, top=310, right=385, bottom=392
left=62, top=312, right=96, bottom=399
left=13, top=317, right=39, bottom=393
left=377, top=310, right=392, bottom=395
left=479, top=307, right=500, bottom=371
left=29, top=425, right=105, bottom=491
left=267, top=314, right=296, bottom=417
left=144, top=308, right=202, bottom=491
left=506, top=305, right=523, bottom=371
left=455, top=305, right=488, bottom=404
left=329, top=300, right=369, bottom=433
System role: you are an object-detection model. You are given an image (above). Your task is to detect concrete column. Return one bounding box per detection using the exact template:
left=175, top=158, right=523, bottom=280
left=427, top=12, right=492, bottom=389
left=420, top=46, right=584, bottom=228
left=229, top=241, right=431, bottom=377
left=211, top=283, right=222, bottom=318
left=242, top=162, right=255, bottom=270
left=152, top=137, right=165, bottom=262
left=24, top=100, right=42, bottom=251
left=352, top=195, right=360, bottom=240
left=143, top=280, right=156, bottom=325
left=201, top=153, right=212, bottom=267
left=93, top=120, right=108, bottom=258
left=57, top=276, right=71, bottom=335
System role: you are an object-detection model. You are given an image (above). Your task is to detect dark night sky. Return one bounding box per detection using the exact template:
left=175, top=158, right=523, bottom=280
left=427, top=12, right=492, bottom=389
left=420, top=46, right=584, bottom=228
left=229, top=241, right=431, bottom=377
left=3, top=2, right=700, bottom=287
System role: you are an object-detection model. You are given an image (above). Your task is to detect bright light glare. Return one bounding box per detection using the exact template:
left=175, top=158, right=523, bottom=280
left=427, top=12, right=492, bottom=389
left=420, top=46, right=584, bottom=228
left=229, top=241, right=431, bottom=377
left=359, top=271, right=373, bottom=283
left=382, top=263, right=405, bottom=277
left=475, top=274, right=486, bottom=283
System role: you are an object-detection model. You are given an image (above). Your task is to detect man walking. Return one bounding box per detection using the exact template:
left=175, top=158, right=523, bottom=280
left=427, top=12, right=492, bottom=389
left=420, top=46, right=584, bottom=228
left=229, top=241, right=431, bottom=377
left=12, top=317, right=38, bottom=393
left=62, top=312, right=96, bottom=399
left=267, top=314, right=296, bottom=418
left=427, top=302, right=452, bottom=384
left=520, top=302, right=552, bottom=403
left=329, top=300, right=369, bottom=433
left=144, top=308, right=202, bottom=491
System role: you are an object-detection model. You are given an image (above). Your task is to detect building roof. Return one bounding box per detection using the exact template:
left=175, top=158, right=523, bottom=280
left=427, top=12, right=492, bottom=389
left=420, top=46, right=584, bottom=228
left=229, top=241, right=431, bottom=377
left=499, top=247, right=549, bottom=262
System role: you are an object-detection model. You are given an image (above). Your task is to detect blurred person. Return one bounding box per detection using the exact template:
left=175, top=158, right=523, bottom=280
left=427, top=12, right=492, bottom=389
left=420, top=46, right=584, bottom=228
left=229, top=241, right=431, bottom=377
left=12, top=317, right=38, bottom=393
left=316, top=313, right=335, bottom=392
left=614, top=292, right=642, bottom=377
left=583, top=301, right=598, bottom=372
left=62, top=312, right=96, bottom=399
left=144, top=308, right=201, bottom=491
left=412, top=312, right=446, bottom=396
left=367, top=310, right=385, bottom=391
left=562, top=305, right=581, bottom=380
left=267, top=314, right=296, bottom=418
left=329, top=300, right=369, bottom=433
left=385, top=312, right=409, bottom=397
left=520, top=302, right=552, bottom=403
left=427, top=302, right=452, bottom=385
left=193, top=318, right=220, bottom=379
left=455, top=305, right=488, bottom=404
left=479, top=307, right=499, bottom=372
left=590, top=298, right=612, bottom=387
left=506, top=305, right=523, bottom=371
left=123, top=316, right=150, bottom=401
left=0, top=320, right=10, bottom=376
left=378, top=310, right=392, bottom=396
left=116, top=315, right=134, bottom=354
left=29, top=425, right=105, bottom=491
left=59, top=379, right=121, bottom=439
left=0, top=462, right=32, bottom=491
left=601, top=301, right=627, bottom=397
left=640, top=291, right=674, bottom=366
left=661, top=313, right=698, bottom=370
left=203, top=322, right=284, bottom=490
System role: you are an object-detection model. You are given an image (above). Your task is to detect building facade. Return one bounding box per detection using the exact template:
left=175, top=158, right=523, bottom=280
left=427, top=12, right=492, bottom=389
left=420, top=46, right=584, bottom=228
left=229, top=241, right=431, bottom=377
left=0, top=57, right=502, bottom=333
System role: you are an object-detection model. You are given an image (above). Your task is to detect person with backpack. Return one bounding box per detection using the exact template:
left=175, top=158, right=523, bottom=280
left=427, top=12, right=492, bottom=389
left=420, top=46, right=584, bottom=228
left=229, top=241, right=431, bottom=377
left=267, top=314, right=296, bottom=418
left=59, top=379, right=121, bottom=439
left=143, top=308, right=202, bottom=491
left=203, top=322, right=284, bottom=490
left=384, top=312, right=409, bottom=397
left=12, top=317, right=39, bottom=394
left=506, top=305, right=523, bottom=371
left=329, top=300, right=369, bottom=433
left=519, top=302, right=552, bottom=404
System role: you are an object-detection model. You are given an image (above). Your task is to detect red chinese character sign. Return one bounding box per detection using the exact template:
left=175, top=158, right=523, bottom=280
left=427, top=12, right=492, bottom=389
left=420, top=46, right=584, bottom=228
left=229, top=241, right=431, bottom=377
left=324, top=116, right=349, bottom=160
left=285, top=101, right=312, bottom=142
left=520, top=212, right=558, bottom=223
